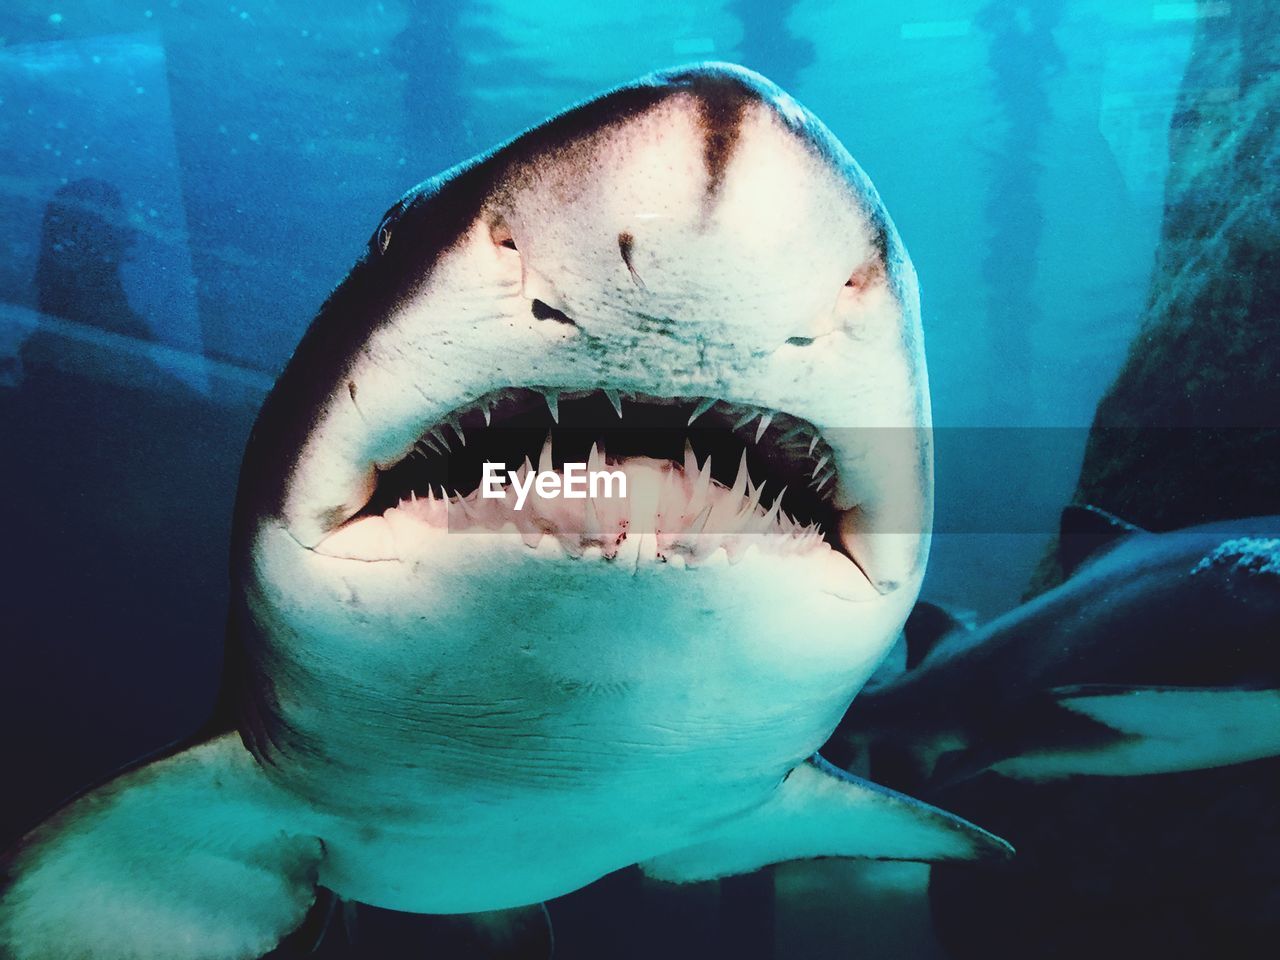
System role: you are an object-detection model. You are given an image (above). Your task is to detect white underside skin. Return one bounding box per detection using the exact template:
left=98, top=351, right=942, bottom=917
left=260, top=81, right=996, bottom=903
left=249, top=517, right=918, bottom=913
left=993, top=686, right=1280, bottom=780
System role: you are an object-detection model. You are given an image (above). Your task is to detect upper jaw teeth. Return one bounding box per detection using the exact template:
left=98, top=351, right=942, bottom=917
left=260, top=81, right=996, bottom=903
left=406, top=387, right=839, bottom=500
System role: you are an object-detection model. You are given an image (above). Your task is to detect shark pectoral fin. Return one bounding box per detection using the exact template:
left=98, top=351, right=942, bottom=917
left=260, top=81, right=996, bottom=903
left=1049, top=683, right=1280, bottom=772
left=638, top=755, right=1012, bottom=884
left=0, top=732, right=324, bottom=960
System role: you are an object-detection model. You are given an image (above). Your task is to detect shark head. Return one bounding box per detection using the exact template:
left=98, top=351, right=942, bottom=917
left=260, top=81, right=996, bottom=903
left=228, top=63, right=933, bottom=839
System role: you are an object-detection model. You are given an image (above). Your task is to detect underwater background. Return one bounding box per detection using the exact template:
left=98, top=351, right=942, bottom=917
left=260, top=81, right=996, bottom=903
left=1, top=1, right=1276, bottom=958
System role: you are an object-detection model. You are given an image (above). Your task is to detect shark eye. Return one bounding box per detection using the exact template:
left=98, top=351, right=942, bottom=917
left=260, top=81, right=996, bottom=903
left=844, top=259, right=885, bottom=292
left=491, top=220, right=518, bottom=252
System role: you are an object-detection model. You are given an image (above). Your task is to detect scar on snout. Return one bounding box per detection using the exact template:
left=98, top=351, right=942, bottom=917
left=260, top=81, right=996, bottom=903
left=618, top=231, right=645, bottom=289
left=347, top=379, right=367, bottom=419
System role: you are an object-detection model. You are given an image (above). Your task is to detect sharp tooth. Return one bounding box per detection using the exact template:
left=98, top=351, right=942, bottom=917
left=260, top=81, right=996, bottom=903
left=687, top=397, right=717, bottom=425
left=538, top=432, right=554, bottom=475
left=446, top=417, right=465, bottom=447
left=585, top=490, right=601, bottom=534
left=760, top=489, right=784, bottom=529
left=603, top=389, right=623, bottom=418
left=726, top=502, right=754, bottom=534
left=431, top=427, right=451, bottom=451
left=558, top=532, right=585, bottom=559
left=482, top=403, right=492, bottom=427
left=688, top=503, right=713, bottom=534
left=744, top=478, right=765, bottom=515
left=690, top=454, right=713, bottom=511
left=808, top=433, right=820, bottom=457
left=755, top=413, right=773, bottom=443
left=542, top=390, right=560, bottom=423
left=587, top=441, right=604, bottom=475
left=814, top=470, right=833, bottom=494
left=683, top=439, right=698, bottom=476
left=732, top=409, right=758, bottom=431
left=729, top=450, right=749, bottom=502
left=811, top=455, right=829, bottom=479
left=657, top=464, right=680, bottom=520
left=509, top=458, right=531, bottom=490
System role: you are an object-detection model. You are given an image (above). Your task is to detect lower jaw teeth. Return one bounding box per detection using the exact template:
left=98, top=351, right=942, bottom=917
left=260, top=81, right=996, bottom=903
left=385, top=455, right=829, bottom=565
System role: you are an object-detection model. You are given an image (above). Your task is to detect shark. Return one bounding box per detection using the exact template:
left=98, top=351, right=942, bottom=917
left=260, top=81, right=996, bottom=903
left=0, top=63, right=1010, bottom=960
left=833, top=505, right=1280, bottom=789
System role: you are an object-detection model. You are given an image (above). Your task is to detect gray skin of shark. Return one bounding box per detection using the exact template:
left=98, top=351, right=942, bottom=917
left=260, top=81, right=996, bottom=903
left=835, top=507, right=1280, bottom=788
left=0, top=64, right=1009, bottom=960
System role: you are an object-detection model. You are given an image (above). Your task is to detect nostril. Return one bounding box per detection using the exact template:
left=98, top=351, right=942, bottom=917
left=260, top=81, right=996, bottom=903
left=531, top=299, right=577, bottom=326
left=786, top=336, right=814, bottom=347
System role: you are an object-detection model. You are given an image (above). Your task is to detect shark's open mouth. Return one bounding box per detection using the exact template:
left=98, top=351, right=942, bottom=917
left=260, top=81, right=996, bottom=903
left=369, top=389, right=838, bottom=523
left=316, top=388, right=871, bottom=583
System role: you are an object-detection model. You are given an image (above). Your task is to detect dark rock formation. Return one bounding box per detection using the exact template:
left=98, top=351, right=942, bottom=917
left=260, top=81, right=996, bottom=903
left=1033, top=0, right=1280, bottom=591
left=1079, top=0, right=1280, bottom=520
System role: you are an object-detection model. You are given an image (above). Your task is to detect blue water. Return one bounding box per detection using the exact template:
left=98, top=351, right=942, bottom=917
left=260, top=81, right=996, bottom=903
left=0, top=3, right=1234, bottom=958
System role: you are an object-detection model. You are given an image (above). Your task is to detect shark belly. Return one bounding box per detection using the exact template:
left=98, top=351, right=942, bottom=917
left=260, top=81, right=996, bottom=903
left=261, top=659, right=854, bottom=912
